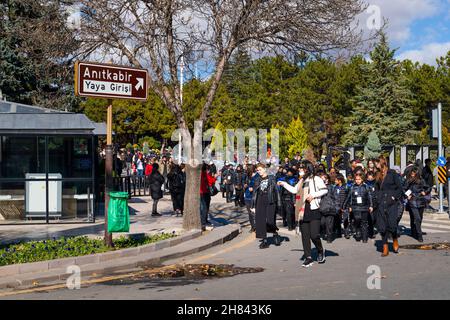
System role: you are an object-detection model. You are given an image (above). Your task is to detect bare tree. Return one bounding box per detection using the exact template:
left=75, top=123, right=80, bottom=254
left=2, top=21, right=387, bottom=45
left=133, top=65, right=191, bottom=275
left=77, top=0, right=368, bottom=230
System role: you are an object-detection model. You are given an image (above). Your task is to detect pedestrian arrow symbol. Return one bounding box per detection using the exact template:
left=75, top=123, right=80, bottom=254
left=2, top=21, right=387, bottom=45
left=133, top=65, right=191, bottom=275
left=437, top=156, right=447, bottom=167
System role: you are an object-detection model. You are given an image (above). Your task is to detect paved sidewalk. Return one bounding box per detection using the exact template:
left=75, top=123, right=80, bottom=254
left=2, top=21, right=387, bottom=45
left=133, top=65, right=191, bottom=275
left=0, top=196, right=212, bottom=245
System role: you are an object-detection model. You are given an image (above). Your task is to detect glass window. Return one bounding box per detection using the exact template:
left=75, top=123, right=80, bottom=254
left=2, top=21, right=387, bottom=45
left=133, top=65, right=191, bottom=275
left=0, top=136, right=45, bottom=178
left=49, top=181, right=94, bottom=223
left=48, top=136, right=93, bottom=178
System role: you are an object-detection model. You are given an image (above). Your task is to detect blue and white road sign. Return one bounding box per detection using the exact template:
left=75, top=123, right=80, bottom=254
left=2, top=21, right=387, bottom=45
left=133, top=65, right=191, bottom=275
left=437, top=156, right=447, bottom=167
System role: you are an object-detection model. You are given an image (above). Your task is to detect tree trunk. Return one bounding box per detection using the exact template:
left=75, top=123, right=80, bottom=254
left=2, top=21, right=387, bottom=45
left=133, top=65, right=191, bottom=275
left=183, top=164, right=202, bottom=230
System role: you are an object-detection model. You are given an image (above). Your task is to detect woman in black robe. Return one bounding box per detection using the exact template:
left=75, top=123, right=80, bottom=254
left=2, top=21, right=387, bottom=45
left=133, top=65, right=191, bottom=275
left=251, top=163, right=282, bottom=249
left=374, top=156, right=404, bottom=256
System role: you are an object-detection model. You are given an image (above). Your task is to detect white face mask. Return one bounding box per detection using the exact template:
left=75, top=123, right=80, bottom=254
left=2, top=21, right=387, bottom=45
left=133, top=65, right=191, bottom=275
left=299, top=171, right=305, bottom=177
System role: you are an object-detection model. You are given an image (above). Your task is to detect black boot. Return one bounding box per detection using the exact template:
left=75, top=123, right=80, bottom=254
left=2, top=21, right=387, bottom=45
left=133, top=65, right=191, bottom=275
left=259, top=238, right=269, bottom=249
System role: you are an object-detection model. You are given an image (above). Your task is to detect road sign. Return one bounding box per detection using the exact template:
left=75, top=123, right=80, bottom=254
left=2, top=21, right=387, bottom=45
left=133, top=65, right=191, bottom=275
left=75, top=61, right=148, bottom=100
left=437, top=156, right=447, bottom=167
left=438, top=166, right=447, bottom=184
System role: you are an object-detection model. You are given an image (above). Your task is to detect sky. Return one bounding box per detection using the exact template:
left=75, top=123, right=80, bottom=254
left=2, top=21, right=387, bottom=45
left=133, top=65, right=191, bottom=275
left=66, top=1, right=450, bottom=70
left=365, top=0, right=450, bottom=65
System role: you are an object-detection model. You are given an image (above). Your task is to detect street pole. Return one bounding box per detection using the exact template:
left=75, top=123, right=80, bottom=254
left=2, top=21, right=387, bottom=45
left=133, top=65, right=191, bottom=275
left=438, top=102, right=444, bottom=213
left=104, top=99, right=113, bottom=247
left=179, top=56, right=184, bottom=164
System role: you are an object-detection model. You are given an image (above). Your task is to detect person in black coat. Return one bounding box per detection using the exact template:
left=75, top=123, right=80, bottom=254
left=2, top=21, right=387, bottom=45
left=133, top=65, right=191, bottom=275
left=405, top=166, right=432, bottom=242
left=343, top=172, right=373, bottom=243
left=149, top=163, right=165, bottom=216
left=167, top=164, right=186, bottom=216
left=251, top=163, right=282, bottom=249
left=421, top=159, right=434, bottom=189
left=374, top=156, right=404, bottom=257
left=333, top=174, right=349, bottom=239
left=318, top=173, right=337, bottom=243
left=234, top=165, right=246, bottom=207
left=222, top=164, right=235, bottom=203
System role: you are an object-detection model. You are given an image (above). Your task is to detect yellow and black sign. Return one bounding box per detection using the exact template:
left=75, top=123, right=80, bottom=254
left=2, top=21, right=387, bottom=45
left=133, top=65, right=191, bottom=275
left=438, top=166, right=447, bottom=184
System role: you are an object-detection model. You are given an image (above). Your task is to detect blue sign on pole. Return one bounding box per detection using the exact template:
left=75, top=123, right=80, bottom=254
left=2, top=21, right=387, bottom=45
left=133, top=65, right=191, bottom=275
left=437, top=156, right=447, bottom=167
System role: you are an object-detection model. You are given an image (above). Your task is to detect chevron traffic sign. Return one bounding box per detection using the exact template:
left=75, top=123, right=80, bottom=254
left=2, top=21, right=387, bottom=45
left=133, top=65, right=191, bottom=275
left=438, top=166, right=447, bottom=184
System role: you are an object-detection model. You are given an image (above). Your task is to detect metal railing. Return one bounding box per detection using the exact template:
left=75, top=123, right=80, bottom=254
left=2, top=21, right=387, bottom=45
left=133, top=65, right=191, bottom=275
left=113, top=175, right=150, bottom=198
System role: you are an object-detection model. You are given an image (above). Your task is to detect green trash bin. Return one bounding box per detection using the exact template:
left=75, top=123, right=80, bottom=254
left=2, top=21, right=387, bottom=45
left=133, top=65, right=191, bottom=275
left=107, top=191, right=130, bottom=233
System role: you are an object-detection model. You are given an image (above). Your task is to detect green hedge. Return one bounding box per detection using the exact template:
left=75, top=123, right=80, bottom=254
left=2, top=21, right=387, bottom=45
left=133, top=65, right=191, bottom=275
left=0, top=233, right=177, bottom=266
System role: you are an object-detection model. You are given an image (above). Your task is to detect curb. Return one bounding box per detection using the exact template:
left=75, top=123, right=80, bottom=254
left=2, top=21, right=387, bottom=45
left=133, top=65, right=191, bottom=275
left=0, top=224, right=241, bottom=290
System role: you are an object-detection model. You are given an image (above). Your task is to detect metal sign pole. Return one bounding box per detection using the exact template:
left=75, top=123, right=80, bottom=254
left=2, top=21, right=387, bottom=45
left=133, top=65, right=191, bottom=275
left=438, top=102, right=444, bottom=213
left=104, top=99, right=113, bottom=247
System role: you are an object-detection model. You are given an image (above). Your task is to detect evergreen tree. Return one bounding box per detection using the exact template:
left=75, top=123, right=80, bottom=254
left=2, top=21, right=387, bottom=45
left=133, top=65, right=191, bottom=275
left=284, top=117, right=309, bottom=158
left=342, top=33, right=417, bottom=146
left=364, top=131, right=381, bottom=160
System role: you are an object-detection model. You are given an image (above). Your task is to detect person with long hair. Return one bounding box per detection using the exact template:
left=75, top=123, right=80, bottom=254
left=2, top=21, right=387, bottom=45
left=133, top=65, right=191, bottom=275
left=250, top=163, right=281, bottom=249
left=244, top=164, right=259, bottom=233
left=278, top=160, right=328, bottom=267
left=374, top=156, right=404, bottom=257
left=405, top=166, right=431, bottom=242
left=167, top=164, right=185, bottom=216
left=149, top=162, right=165, bottom=216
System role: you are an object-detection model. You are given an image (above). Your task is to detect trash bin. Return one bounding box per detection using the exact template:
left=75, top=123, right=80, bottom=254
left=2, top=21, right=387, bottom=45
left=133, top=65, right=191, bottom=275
left=107, top=191, right=130, bottom=232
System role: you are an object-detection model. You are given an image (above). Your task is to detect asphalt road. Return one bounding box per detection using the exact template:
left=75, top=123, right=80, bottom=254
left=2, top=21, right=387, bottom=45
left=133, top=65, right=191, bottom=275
left=3, top=197, right=450, bottom=300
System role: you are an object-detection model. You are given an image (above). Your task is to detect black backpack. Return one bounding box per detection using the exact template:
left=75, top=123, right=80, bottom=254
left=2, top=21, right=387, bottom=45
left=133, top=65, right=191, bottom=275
left=318, top=184, right=336, bottom=216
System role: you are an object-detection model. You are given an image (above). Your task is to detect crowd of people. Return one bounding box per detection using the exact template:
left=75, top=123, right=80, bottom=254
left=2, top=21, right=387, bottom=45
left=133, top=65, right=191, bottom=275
left=216, top=155, right=444, bottom=268
left=118, top=147, right=447, bottom=268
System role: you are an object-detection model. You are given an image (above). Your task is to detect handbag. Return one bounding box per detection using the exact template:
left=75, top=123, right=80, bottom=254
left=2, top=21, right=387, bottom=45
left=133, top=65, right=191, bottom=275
left=209, top=184, right=219, bottom=196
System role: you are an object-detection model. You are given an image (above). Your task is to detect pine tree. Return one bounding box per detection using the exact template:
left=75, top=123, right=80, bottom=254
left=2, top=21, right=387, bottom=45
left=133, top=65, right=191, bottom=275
left=343, top=33, right=417, bottom=146
left=364, top=131, right=381, bottom=160
left=284, top=117, right=309, bottom=158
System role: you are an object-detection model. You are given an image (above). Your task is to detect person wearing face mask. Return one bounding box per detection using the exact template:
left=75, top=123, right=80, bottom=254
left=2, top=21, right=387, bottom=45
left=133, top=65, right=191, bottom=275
left=343, top=172, right=373, bottom=243
left=251, top=163, right=282, bottom=249
left=278, top=160, right=328, bottom=268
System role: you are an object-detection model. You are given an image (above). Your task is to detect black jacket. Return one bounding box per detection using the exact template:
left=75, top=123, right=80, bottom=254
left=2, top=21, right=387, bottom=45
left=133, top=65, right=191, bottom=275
left=167, top=171, right=185, bottom=193
left=344, top=183, right=373, bottom=212
left=222, top=168, right=235, bottom=185
left=234, top=171, right=246, bottom=190
left=251, top=175, right=281, bottom=209
left=332, top=185, right=348, bottom=212
left=149, top=171, right=165, bottom=200
left=405, top=178, right=431, bottom=208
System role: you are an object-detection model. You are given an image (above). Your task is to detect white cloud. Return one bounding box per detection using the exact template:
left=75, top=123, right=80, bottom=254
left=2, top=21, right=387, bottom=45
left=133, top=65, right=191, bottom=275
left=397, top=41, right=450, bottom=65
left=362, top=0, right=441, bottom=43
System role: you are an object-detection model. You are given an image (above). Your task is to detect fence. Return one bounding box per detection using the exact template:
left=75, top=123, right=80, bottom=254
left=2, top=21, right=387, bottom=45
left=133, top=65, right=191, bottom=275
left=113, top=175, right=151, bottom=198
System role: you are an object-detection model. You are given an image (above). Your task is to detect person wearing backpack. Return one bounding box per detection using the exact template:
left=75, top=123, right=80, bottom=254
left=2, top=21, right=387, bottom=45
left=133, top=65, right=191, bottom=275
left=318, top=173, right=336, bottom=243
left=278, top=160, right=328, bottom=268
left=343, top=172, right=373, bottom=243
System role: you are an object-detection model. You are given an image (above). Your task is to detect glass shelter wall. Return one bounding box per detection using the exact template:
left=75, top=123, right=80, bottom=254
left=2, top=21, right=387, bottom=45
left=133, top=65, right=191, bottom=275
left=0, top=135, right=95, bottom=224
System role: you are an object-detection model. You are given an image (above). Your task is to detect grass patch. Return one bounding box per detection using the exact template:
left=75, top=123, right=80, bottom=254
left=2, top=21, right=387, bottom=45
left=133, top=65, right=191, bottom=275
left=0, top=232, right=177, bottom=266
